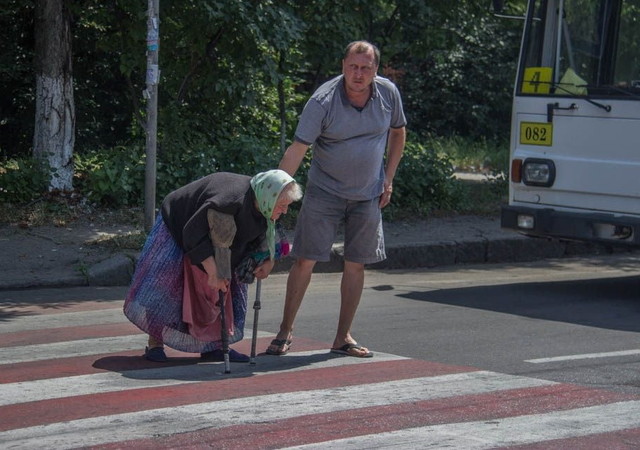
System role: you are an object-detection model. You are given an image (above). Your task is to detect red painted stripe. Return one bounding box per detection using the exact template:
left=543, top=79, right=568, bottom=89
left=0, top=322, right=140, bottom=347
left=1, top=350, right=186, bottom=384
left=0, top=300, right=123, bottom=317
left=88, top=384, right=637, bottom=450
left=0, top=358, right=472, bottom=432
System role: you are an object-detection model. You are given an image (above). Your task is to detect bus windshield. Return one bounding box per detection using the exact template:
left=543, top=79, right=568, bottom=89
left=519, top=0, right=640, bottom=96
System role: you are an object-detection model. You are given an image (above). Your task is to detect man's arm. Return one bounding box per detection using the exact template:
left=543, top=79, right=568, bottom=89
left=380, top=126, right=406, bottom=208
left=279, top=140, right=310, bottom=177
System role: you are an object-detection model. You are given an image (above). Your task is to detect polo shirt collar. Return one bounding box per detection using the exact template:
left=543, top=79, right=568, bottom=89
left=339, top=75, right=379, bottom=107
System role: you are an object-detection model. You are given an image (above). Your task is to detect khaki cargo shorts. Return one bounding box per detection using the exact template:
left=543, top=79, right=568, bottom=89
left=290, top=183, right=385, bottom=264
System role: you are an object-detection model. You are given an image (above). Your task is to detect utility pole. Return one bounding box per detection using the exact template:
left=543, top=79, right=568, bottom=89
left=144, top=0, right=159, bottom=232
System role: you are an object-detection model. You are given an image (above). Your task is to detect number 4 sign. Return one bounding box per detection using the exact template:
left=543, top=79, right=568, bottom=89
left=522, top=67, right=552, bottom=94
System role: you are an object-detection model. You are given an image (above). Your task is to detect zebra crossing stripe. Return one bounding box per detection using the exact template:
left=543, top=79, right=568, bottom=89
left=0, top=370, right=555, bottom=449
left=0, top=358, right=466, bottom=432
left=95, top=384, right=637, bottom=449
left=0, top=349, right=407, bottom=406
left=3, top=296, right=640, bottom=448
left=283, top=401, right=640, bottom=449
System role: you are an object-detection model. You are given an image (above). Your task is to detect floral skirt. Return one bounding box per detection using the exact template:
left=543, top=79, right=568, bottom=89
left=123, top=215, right=247, bottom=353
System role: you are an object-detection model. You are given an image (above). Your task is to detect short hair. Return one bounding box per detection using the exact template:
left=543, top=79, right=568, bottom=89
left=279, top=181, right=303, bottom=203
left=343, top=41, right=380, bottom=67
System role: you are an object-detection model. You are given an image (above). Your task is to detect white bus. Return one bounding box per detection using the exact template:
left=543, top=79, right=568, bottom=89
left=500, top=0, right=640, bottom=247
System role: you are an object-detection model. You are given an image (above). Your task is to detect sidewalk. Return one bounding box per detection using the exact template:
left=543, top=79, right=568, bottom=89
left=0, top=214, right=622, bottom=290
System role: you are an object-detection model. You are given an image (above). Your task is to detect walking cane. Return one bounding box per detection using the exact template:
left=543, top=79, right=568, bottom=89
left=218, top=290, right=231, bottom=374
left=249, top=279, right=262, bottom=365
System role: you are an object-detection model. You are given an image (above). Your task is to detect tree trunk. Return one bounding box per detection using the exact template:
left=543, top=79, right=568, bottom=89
left=33, top=0, right=75, bottom=191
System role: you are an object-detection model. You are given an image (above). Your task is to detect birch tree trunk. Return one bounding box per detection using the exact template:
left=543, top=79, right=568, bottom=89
left=33, top=0, right=75, bottom=191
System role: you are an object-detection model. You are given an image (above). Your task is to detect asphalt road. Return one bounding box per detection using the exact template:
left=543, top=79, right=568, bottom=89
left=254, top=252, right=640, bottom=395
left=3, top=252, right=640, bottom=447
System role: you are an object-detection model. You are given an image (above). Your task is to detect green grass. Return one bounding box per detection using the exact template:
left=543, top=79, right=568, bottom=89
left=430, top=135, right=510, bottom=176
left=433, top=135, right=509, bottom=217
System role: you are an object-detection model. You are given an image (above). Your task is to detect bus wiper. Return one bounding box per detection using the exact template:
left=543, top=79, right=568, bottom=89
left=552, top=82, right=612, bottom=112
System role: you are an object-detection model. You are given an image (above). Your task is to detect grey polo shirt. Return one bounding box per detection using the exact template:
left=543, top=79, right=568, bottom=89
left=294, top=74, right=406, bottom=201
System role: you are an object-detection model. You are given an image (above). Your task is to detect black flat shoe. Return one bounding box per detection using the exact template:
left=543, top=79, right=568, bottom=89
left=201, top=349, right=250, bottom=363
left=145, top=346, right=168, bottom=362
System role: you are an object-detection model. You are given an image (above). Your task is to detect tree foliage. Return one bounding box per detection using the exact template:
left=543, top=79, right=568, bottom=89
left=1, top=0, right=523, bottom=206
left=0, top=0, right=35, bottom=157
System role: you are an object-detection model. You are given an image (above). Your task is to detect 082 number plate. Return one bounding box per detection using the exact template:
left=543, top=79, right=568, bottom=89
left=520, top=122, right=553, bottom=146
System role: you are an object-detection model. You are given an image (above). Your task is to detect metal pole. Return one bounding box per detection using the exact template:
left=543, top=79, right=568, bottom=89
left=218, top=291, right=231, bottom=374
left=144, top=0, right=159, bottom=232
left=249, top=279, right=262, bottom=364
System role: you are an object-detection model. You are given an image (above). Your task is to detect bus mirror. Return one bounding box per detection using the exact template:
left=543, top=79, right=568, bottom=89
left=492, top=0, right=504, bottom=14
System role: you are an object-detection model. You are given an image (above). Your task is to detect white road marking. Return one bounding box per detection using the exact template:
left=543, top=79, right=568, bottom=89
left=0, top=349, right=406, bottom=405
left=525, top=348, right=640, bottom=364
left=0, top=329, right=274, bottom=364
left=0, top=335, right=148, bottom=364
left=0, top=308, right=126, bottom=333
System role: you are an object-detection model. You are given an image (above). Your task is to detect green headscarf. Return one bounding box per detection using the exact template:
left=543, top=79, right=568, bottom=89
left=250, top=169, right=295, bottom=259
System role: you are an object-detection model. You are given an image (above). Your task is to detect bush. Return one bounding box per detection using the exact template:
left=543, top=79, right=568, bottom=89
left=73, top=130, right=286, bottom=207
left=4, top=132, right=493, bottom=219
left=387, top=140, right=466, bottom=218
left=0, top=158, right=49, bottom=203
left=75, top=147, right=145, bottom=207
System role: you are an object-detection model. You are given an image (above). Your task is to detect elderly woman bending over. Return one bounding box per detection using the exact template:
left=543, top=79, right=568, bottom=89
left=124, top=169, right=302, bottom=362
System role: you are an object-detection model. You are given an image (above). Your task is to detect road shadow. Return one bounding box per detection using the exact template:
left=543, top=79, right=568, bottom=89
left=397, top=274, right=640, bottom=333
left=93, top=350, right=338, bottom=381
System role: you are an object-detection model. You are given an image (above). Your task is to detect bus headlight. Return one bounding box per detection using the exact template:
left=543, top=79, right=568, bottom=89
left=522, top=158, right=555, bottom=187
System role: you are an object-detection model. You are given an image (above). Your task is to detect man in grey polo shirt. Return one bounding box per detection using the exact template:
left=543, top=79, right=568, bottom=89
left=267, top=40, right=406, bottom=358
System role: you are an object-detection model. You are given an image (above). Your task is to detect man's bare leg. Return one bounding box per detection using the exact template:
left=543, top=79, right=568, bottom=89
left=267, top=257, right=315, bottom=354
left=332, top=260, right=370, bottom=356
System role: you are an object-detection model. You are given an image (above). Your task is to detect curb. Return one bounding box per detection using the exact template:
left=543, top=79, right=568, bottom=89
left=0, top=235, right=633, bottom=291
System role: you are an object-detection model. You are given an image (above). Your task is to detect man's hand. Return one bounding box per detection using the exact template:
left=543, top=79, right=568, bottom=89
left=379, top=182, right=393, bottom=208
